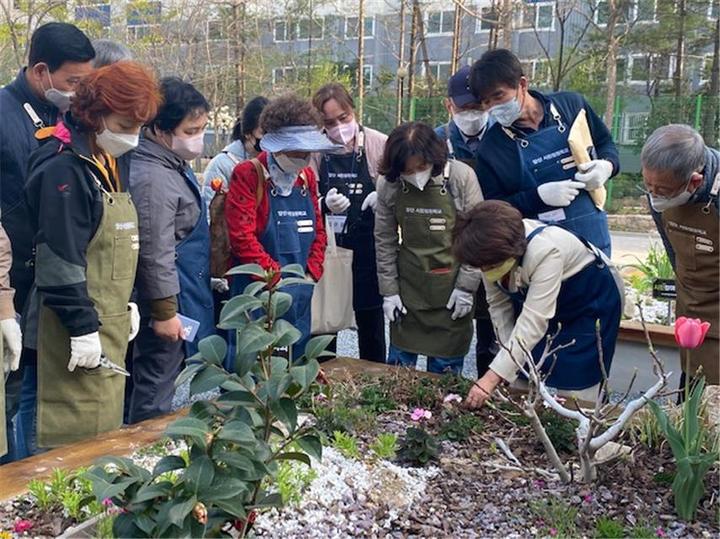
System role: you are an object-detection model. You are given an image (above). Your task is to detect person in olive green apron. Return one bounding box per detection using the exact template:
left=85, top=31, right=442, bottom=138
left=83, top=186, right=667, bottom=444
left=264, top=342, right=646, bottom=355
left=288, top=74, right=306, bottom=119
left=23, top=62, right=161, bottom=448
left=375, top=122, right=484, bottom=374
left=0, top=221, right=23, bottom=458
left=642, top=125, right=720, bottom=388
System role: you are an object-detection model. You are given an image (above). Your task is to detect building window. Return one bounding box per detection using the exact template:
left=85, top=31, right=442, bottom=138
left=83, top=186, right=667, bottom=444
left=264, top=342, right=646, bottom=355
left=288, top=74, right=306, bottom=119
left=476, top=6, right=498, bottom=33
left=425, top=10, right=455, bottom=35
left=518, top=1, right=555, bottom=31
left=345, top=15, right=375, bottom=39
left=519, top=59, right=552, bottom=85
left=297, top=17, right=324, bottom=40
left=424, top=61, right=452, bottom=82
left=615, top=57, right=628, bottom=82
left=207, top=19, right=225, bottom=41
left=273, top=19, right=295, bottom=42
left=709, top=0, right=719, bottom=19
left=633, top=0, right=655, bottom=22
left=126, top=0, right=161, bottom=41
left=629, top=55, right=650, bottom=83
left=363, top=64, right=373, bottom=87
left=272, top=66, right=297, bottom=85
left=75, top=3, right=111, bottom=29
left=594, top=0, right=610, bottom=25
left=619, top=112, right=649, bottom=144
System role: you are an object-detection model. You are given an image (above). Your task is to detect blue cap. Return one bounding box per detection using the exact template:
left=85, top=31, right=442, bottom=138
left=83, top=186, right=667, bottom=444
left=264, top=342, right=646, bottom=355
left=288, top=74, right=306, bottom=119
left=447, top=65, right=477, bottom=108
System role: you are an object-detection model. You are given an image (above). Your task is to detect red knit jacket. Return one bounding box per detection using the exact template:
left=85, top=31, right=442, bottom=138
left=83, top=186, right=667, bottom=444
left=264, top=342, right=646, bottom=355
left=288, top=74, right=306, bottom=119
left=225, top=152, right=327, bottom=281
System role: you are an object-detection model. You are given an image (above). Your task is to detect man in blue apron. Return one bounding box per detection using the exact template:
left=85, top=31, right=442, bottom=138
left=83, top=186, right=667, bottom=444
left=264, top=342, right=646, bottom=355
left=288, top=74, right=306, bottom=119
left=434, top=66, right=498, bottom=377
left=469, top=49, right=618, bottom=256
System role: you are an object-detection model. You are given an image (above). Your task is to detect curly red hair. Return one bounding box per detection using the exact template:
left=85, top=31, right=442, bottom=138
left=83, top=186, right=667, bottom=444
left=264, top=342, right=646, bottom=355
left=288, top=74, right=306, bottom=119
left=71, top=60, right=162, bottom=131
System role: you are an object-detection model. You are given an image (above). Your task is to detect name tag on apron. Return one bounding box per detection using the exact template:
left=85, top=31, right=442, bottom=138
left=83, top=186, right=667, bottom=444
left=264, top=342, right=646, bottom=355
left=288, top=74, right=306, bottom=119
left=327, top=215, right=347, bottom=234
left=538, top=208, right=567, bottom=223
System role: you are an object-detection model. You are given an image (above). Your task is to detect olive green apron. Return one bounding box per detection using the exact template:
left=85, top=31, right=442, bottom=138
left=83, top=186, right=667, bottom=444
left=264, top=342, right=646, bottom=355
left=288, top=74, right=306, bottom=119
left=392, top=175, right=473, bottom=358
left=1, top=330, right=6, bottom=457
left=37, top=183, right=138, bottom=448
left=662, top=189, right=720, bottom=385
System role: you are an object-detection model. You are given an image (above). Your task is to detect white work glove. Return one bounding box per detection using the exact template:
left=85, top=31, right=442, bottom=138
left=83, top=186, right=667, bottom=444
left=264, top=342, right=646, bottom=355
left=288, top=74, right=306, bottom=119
left=382, top=295, right=407, bottom=322
left=128, top=302, right=140, bottom=342
left=574, top=159, right=613, bottom=191
left=537, top=180, right=584, bottom=208
left=68, top=332, right=102, bottom=372
left=446, top=288, right=474, bottom=320
left=325, top=188, right=351, bottom=214
left=211, top=277, right=230, bottom=293
left=1, top=318, right=22, bottom=373
left=360, top=192, right=378, bottom=213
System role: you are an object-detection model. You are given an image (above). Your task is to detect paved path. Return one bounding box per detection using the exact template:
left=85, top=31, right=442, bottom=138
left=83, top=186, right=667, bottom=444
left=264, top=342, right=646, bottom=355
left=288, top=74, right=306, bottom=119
left=610, top=230, right=663, bottom=266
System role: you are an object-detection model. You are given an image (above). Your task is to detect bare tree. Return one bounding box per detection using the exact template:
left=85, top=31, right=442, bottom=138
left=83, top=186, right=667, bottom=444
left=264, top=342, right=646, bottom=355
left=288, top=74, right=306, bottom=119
left=357, top=0, right=365, bottom=120
left=703, top=16, right=720, bottom=146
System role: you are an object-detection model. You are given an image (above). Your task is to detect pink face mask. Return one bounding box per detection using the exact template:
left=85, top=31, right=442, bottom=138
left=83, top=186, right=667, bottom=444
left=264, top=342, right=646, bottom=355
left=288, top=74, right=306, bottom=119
left=172, top=131, right=205, bottom=161
left=327, top=120, right=357, bottom=145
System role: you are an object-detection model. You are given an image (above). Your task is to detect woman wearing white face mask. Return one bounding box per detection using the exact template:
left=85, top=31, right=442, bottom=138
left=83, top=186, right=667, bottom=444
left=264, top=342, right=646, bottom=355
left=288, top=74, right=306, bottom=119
left=225, top=94, right=339, bottom=359
left=23, top=61, right=161, bottom=448
left=375, top=122, right=484, bottom=374
left=127, top=77, right=216, bottom=423
left=310, top=83, right=388, bottom=363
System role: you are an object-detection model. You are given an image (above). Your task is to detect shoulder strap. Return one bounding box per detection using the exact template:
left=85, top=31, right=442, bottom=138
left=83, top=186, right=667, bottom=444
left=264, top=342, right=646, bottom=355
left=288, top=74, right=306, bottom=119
left=250, top=158, right=267, bottom=207
left=223, top=150, right=241, bottom=165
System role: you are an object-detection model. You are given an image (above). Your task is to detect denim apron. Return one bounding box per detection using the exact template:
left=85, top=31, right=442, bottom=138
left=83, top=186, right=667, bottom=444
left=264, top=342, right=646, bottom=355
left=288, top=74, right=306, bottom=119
left=318, top=128, right=381, bottom=311
left=502, top=101, right=612, bottom=256
left=175, top=166, right=215, bottom=357
left=229, top=171, right=316, bottom=362
left=498, top=225, right=621, bottom=390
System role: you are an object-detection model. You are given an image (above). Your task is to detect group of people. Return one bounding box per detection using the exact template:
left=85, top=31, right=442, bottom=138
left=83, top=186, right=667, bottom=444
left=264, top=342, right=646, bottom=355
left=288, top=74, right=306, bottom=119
left=1, top=22, right=717, bottom=462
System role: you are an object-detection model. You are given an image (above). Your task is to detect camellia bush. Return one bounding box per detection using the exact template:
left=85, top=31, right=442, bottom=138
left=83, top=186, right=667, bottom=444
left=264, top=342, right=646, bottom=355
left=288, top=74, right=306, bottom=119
left=85, top=264, right=329, bottom=538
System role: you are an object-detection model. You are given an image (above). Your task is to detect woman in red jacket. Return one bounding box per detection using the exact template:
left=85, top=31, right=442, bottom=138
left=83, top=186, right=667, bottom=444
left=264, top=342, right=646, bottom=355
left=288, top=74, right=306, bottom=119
left=225, top=94, right=339, bottom=359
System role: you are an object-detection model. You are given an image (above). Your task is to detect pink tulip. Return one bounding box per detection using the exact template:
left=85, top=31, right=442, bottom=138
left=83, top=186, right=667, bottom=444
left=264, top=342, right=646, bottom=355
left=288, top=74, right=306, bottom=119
left=13, top=520, right=33, bottom=533
left=674, top=317, right=711, bottom=349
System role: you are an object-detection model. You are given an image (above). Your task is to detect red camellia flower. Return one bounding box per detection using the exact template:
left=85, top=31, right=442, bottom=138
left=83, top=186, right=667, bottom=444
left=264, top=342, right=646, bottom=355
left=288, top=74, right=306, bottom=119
left=233, top=510, right=257, bottom=531
left=674, top=317, right=711, bottom=349
left=13, top=519, right=33, bottom=533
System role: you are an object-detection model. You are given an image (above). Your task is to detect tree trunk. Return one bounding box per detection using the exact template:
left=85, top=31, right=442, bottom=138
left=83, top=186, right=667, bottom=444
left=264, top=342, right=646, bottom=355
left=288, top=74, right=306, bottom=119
left=396, top=0, right=407, bottom=125
left=603, top=0, right=619, bottom=129
left=703, top=16, right=720, bottom=145
left=672, top=0, right=686, bottom=105
left=357, top=0, right=365, bottom=121
left=450, top=0, right=463, bottom=75
left=554, top=12, right=565, bottom=91
left=501, top=0, right=513, bottom=49
left=407, top=1, right=418, bottom=106
left=415, top=0, right=434, bottom=97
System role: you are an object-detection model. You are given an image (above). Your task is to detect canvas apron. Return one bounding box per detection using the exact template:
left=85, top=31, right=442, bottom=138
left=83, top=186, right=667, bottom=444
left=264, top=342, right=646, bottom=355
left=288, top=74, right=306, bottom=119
left=318, top=129, right=381, bottom=311
left=37, top=182, right=138, bottom=447
left=176, top=166, right=215, bottom=358
left=393, top=173, right=473, bottom=358
left=661, top=177, right=720, bottom=385
left=498, top=225, right=621, bottom=390
left=503, top=102, right=612, bottom=256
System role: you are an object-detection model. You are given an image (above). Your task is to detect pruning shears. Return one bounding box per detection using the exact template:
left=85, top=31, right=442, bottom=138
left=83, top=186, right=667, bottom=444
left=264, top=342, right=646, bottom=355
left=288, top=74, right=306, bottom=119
left=93, top=354, right=130, bottom=376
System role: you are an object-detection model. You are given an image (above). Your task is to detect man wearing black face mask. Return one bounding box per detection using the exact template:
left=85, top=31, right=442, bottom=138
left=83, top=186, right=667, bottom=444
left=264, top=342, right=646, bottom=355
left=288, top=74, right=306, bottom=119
left=0, top=22, right=94, bottom=463
left=642, top=124, right=719, bottom=390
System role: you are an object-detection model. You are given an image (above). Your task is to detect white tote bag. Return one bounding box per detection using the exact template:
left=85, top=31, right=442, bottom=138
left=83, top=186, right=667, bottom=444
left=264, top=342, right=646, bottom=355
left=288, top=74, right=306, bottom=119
left=311, top=218, right=355, bottom=334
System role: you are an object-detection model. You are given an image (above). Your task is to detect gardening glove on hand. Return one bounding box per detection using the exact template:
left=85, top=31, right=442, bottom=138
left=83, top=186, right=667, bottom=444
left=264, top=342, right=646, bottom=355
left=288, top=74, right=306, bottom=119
left=211, top=277, right=230, bottom=293
left=537, top=180, right=584, bottom=207
left=68, top=332, right=102, bottom=372
left=360, top=192, right=378, bottom=212
left=382, top=295, right=407, bottom=322
left=446, top=288, right=474, bottom=320
left=574, top=159, right=613, bottom=191
left=128, top=302, right=140, bottom=342
left=325, top=188, right=351, bottom=214
left=1, top=318, right=22, bottom=373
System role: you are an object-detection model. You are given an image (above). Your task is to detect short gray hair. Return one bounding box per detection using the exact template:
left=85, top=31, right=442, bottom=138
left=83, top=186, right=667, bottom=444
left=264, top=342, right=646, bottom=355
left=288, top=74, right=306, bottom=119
left=641, top=124, right=706, bottom=183
left=91, top=39, right=132, bottom=68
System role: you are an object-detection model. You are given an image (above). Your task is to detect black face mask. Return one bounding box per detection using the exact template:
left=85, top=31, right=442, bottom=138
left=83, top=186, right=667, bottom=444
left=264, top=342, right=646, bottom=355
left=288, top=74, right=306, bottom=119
left=253, top=138, right=262, bottom=153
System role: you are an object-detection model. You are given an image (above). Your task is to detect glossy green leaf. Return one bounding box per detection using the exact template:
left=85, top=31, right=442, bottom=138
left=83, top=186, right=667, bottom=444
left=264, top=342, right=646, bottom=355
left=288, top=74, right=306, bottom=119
left=281, top=263, right=306, bottom=277
left=189, top=364, right=227, bottom=395
left=198, top=335, right=228, bottom=365
left=165, top=417, right=210, bottom=443
left=226, top=263, right=266, bottom=278
left=272, top=319, right=302, bottom=348
left=133, top=481, right=172, bottom=503
left=275, top=451, right=311, bottom=466
left=153, top=455, right=187, bottom=477
left=237, top=323, right=276, bottom=354
left=175, top=362, right=204, bottom=388
left=217, top=420, right=256, bottom=444
left=219, top=295, right=263, bottom=327
left=265, top=373, right=293, bottom=401
left=270, top=397, right=297, bottom=432
left=234, top=350, right=258, bottom=378
left=270, top=291, right=293, bottom=318
left=244, top=281, right=266, bottom=297
left=183, top=455, right=214, bottom=495
left=167, top=496, right=197, bottom=528
left=213, top=495, right=247, bottom=519
left=296, top=435, right=323, bottom=461
left=290, top=359, right=320, bottom=390
left=302, top=334, right=335, bottom=361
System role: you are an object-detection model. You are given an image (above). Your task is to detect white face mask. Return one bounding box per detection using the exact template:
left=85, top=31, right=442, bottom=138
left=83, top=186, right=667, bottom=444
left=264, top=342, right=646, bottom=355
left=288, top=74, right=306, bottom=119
left=401, top=168, right=433, bottom=191
left=172, top=132, right=205, bottom=161
left=489, top=91, right=522, bottom=127
left=43, top=68, right=74, bottom=113
left=275, top=153, right=309, bottom=175
left=649, top=181, right=695, bottom=212
left=452, top=110, right=488, bottom=136
left=327, top=120, right=357, bottom=145
left=96, top=119, right=139, bottom=158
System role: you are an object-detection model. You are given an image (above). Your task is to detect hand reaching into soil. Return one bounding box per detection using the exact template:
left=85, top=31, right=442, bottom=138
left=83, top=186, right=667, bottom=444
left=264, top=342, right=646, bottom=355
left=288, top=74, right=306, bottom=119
left=465, top=370, right=503, bottom=409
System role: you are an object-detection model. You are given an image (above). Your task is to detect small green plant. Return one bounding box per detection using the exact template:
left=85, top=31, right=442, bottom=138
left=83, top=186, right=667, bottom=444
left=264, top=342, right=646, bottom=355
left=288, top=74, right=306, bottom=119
left=332, top=431, right=360, bottom=459
left=408, top=378, right=437, bottom=408
left=398, top=427, right=439, bottom=466
left=28, top=478, right=55, bottom=511
left=369, top=433, right=398, bottom=460
left=437, top=373, right=473, bottom=396
left=541, top=410, right=576, bottom=454
left=439, top=413, right=483, bottom=442
left=628, top=406, right=665, bottom=449
left=530, top=497, right=578, bottom=538
left=628, top=523, right=657, bottom=538
left=649, top=376, right=720, bottom=521
left=27, top=467, right=102, bottom=521
left=94, top=514, right=116, bottom=538
left=653, top=471, right=675, bottom=485
left=313, top=401, right=375, bottom=435
left=594, top=516, right=625, bottom=538
left=626, top=243, right=675, bottom=293
left=359, top=384, right=397, bottom=413
left=275, top=460, right=318, bottom=505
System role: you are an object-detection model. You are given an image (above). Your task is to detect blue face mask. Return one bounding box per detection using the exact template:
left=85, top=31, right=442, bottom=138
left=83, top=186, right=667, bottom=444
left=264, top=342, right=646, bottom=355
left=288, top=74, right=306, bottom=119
left=489, top=91, right=522, bottom=127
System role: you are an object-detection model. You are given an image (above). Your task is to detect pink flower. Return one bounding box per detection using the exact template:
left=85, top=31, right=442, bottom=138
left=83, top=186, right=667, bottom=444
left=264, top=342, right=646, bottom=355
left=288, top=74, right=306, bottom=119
left=410, top=408, right=432, bottom=421
left=674, top=317, right=711, bottom=349
left=443, top=393, right=463, bottom=404
left=532, top=479, right=546, bottom=489
left=549, top=528, right=558, bottom=537
left=656, top=527, right=666, bottom=538
left=583, top=494, right=593, bottom=504
left=13, top=520, right=33, bottom=533
left=314, top=393, right=328, bottom=403
left=102, top=497, right=114, bottom=507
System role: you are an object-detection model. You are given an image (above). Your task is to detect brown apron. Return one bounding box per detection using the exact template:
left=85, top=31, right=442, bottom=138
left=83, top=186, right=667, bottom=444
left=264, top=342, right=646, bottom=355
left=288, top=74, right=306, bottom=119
left=662, top=178, right=720, bottom=385
left=37, top=180, right=138, bottom=447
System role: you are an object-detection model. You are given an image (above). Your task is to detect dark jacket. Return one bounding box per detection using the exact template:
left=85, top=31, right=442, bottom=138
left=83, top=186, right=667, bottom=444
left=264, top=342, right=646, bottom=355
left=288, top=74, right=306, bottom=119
left=475, top=90, right=620, bottom=218
left=0, top=69, right=59, bottom=311
left=25, top=120, right=129, bottom=338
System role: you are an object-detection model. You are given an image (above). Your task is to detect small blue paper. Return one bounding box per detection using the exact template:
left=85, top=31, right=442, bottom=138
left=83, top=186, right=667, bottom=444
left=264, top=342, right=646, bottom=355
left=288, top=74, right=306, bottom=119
left=177, top=314, right=200, bottom=342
